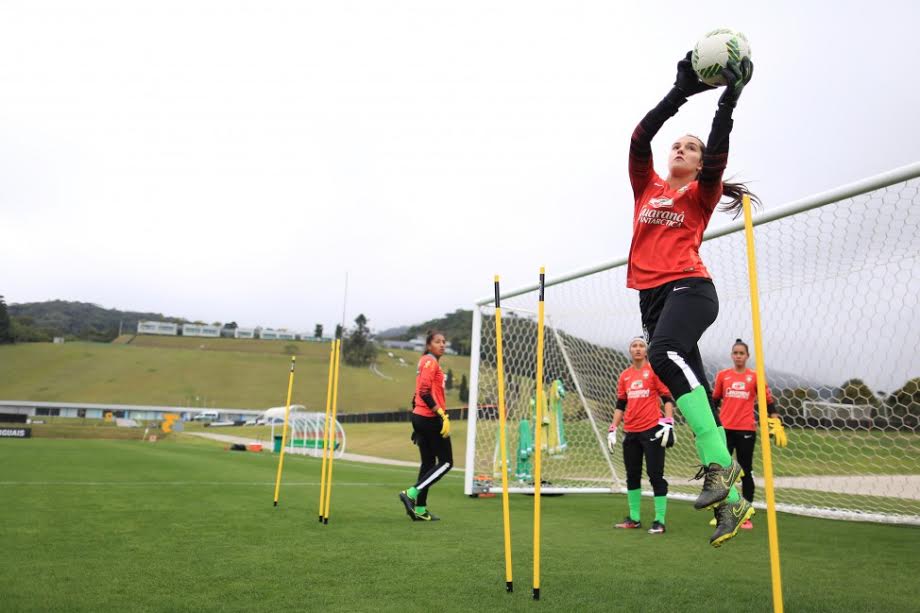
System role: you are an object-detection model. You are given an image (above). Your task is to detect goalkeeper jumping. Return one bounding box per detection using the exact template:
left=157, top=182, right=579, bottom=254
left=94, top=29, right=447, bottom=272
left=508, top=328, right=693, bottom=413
left=710, top=338, right=787, bottom=529
left=625, top=50, right=757, bottom=546
left=398, top=330, right=452, bottom=522
left=608, top=337, right=675, bottom=534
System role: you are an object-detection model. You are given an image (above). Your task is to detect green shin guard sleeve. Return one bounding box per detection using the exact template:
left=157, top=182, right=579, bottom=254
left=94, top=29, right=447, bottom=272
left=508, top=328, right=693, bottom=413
left=654, top=496, right=667, bottom=523
left=627, top=488, right=642, bottom=522
left=678, top=387, right=731, bottom=467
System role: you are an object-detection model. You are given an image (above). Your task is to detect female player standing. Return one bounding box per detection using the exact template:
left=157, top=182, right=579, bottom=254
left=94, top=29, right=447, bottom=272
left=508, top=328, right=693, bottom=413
left=398, top=330, right=452, bottom=521
left=712, top=339, right=787, bottom=528
left=626, top=51, right=756, bottom=546
left=608, top=337, right=675, bottom=534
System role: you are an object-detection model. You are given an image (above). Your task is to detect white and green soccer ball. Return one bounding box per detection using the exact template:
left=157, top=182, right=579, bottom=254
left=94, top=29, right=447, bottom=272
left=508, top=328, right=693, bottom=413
left=691, top=29, right=752, bottom=87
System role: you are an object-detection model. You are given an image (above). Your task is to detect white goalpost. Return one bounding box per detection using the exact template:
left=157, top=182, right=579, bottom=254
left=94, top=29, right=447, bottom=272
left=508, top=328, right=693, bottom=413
left=465, top=162, right=920, bottom=525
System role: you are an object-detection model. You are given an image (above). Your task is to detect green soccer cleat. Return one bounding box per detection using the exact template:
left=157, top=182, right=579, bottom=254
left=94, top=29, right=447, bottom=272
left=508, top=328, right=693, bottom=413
left=398, top=491, right=417, bottom=521
left=710, top=497, right=754, bottom=547
left=413, top=510, right=440, bottom=522
left=693, top=460, right=742, bottom=510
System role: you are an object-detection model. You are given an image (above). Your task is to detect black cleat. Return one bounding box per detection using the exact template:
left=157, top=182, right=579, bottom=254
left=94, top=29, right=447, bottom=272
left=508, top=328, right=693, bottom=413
left=614, top=516, right=642, bottom=529
left=710, top=497, right=754, bottom=547
left=413, top=510, right=440, bottom=521
left=399, top=491, right=417, bottom=521
left=693, top=460, right=742, bottom=510
left=647, top=520, right=666, bottom=534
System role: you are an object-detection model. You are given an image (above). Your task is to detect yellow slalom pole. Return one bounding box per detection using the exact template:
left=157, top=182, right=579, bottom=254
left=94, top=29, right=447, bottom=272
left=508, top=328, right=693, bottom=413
left=322, top=338, right=343, bottom=524
left=494, top=276, right=513, bottom=593
left=533, top=267, right=545, bottom=601
left=317, top=339, right=337, bottom=522
left=272, top=356, right=297, bottom=506
left=743, top=194, right=784, bottom=613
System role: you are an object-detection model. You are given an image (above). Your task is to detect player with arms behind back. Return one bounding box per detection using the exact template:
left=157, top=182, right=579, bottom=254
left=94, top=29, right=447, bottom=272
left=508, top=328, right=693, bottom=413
left=608, top=337, right=676, bottom=534
left=625, top=46, right=757, bottom=546
left=711, top=339, right=787, bottom=528
left=398, top=330, right=452, bottom=521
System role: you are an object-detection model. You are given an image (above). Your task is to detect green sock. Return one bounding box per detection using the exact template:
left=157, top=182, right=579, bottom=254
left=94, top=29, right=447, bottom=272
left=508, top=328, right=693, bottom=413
left=407, top=486, right=418, bottom=500
left=414, top=505, right=426, bottom=514
left=677, top=387, right=731, bottom=467
left=654, top=496, right=667, bottom=524
left=695, top=437, right=708, bottom=466
left=627, top=488, right=642, bottom=522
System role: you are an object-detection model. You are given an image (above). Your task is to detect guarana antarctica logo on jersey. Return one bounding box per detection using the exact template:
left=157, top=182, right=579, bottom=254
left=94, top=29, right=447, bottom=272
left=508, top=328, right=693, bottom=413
left=639, top=196, right=684, bottom=228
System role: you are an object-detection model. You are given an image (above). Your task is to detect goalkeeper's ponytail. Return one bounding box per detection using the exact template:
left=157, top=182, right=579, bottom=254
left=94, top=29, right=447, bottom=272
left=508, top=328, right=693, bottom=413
left=719, top=181, right=762, bottom=219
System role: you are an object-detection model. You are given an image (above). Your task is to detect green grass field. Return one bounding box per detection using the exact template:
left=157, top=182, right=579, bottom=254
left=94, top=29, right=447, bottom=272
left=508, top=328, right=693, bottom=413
left=0, top=338, right=470, bottom=412
left=2, top=437, right=918, bottom=612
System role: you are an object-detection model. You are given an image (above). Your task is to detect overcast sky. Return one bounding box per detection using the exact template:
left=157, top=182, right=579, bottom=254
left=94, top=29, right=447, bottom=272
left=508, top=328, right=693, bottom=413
left=2, top=1, right=918, bottom=333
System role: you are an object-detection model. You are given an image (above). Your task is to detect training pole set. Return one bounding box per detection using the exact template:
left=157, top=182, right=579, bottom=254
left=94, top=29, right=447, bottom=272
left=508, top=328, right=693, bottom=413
left=493, top=241, right=783, bottom=608
left=270, top=334, right=343, bottom=524
left=492, top=268, right=546, bottom=600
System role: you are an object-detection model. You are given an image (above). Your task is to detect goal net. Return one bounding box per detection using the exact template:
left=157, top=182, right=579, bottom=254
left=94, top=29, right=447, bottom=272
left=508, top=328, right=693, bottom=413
left=465, top=163, right=920, bottom=525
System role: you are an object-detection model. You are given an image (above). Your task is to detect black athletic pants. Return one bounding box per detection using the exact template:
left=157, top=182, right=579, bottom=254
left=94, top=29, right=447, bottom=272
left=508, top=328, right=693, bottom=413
left=725, top=429, right=756, bottom=502
left=411, top=412, right=453, bottom=506
left=622, top=427, right=668, bottom=496
left=640, top=277, right=719, bottom=421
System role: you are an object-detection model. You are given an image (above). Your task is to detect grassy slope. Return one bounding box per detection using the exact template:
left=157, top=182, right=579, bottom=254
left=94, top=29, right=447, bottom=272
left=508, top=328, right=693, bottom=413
left=0, top=338, right=470, bottom=412
left=1, top=438, right=917, bottom=612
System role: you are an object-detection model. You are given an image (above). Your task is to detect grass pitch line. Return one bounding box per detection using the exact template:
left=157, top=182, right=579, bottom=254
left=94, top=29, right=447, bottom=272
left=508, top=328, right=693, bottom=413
left=0, top=480, right=411, bottom=487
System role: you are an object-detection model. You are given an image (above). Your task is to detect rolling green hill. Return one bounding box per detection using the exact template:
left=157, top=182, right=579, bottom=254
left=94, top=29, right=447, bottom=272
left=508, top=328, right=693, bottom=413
left=0, top=336, right=470, bottom=412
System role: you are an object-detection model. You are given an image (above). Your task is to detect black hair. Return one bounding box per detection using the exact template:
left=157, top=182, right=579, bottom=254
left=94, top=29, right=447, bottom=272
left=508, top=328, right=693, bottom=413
left=425, top=329, right=446, bottom=350
left=732, top=338, right=750, bottom=354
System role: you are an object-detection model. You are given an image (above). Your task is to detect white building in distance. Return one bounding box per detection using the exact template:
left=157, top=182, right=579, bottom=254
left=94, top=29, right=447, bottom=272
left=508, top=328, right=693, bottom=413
left=137, top=321, right=179, bottom=336
left=182, top=324, right=221, bottom=338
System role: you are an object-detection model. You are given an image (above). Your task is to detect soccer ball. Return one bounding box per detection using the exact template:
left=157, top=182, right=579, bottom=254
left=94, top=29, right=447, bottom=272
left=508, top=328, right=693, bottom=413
left=691, top=29, right=752, bottom=87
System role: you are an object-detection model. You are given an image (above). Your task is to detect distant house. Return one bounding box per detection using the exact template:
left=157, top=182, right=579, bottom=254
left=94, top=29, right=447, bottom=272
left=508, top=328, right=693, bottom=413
left=260, top=328, right=295, bottom=341
left=235, top=328, right=255, bottom=339
left=182, top=324, right=221, bottom=338
left=137, top=321, right=179, bottom=336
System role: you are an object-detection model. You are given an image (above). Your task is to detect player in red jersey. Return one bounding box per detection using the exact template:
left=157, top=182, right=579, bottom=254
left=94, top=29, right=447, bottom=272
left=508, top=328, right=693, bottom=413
left=398, top=330, right=452, bottom=521
left=712, top=339, right=787, bottom=529
left=608, top=337, right=675, bottom=534
left=627, top=51, right=757, bottom=547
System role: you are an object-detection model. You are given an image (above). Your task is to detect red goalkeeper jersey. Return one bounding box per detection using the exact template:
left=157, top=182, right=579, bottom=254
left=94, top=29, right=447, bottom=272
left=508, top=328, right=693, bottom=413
left=713, top=368, right=775, bottom=431
left=413, top=353, right=446, bottom=418
left=615, top=363, right=672, bottom=432
left=626, top=168, right=721, bottom=290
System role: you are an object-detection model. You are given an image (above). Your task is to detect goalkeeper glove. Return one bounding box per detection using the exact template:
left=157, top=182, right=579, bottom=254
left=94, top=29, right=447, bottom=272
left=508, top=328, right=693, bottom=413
left=674, top=50, right=717, bottom=97
left=766, top=416, right=787, bottom=448
left=718, top=57, right=754, bottom=108
left=653, top=417, right=676, bottom=448
left=607, top=428, right=618, bottom=452
left=436, top=408, right=451, bottom=439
